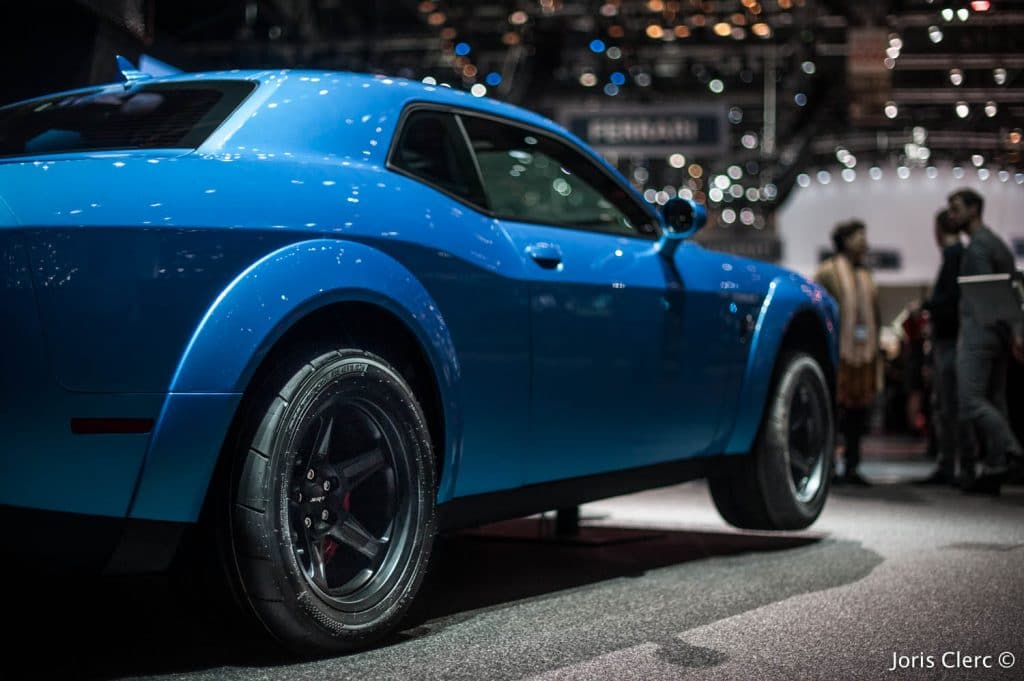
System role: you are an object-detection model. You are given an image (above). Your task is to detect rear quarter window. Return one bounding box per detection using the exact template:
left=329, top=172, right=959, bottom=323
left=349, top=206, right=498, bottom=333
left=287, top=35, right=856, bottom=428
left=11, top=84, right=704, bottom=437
left=0, top=80, right=255, bottom=158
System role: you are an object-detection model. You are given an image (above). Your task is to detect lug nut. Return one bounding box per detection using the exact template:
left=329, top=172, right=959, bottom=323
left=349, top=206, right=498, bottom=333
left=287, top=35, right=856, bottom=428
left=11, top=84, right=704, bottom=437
left=323, top=479, right=331, bottom=492
left=296, top=492, right=303, bottom=503
left=306, top=469, right=316, bottom=481
left=303, top=516, right=313, bottom=528
left=321, top=509, right=331, bottom=522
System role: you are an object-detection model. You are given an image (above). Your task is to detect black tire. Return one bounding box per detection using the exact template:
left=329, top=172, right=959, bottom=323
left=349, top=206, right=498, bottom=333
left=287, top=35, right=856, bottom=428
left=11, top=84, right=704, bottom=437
left=709, top=352, right=834, bottom=530
left=226, top=347, right=436, bottom=656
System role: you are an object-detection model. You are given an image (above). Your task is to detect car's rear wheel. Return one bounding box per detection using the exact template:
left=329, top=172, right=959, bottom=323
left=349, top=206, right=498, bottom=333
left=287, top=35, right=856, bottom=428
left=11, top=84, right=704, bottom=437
left=226, top=347, right=436, bottom=655
left=709, top=352, right=833, bottom=530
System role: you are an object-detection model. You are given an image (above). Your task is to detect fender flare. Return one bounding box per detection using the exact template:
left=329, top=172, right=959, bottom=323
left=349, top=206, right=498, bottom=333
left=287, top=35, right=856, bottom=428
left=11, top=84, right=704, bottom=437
left=721, top=274, right=838, bottom=455
left=129, top=238, right=463, bottom=522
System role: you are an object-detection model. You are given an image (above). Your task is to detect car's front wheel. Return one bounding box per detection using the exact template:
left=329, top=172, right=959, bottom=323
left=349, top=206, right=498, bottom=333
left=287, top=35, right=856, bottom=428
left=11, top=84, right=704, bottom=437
left=226, top=347, right=436, bottom=655
left=709, top=352, right=833, bottom=530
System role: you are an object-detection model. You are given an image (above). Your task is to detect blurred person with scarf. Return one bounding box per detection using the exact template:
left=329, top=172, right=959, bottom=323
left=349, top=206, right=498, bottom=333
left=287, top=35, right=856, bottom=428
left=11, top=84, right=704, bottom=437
left=815, top=220, right=880, bottom=486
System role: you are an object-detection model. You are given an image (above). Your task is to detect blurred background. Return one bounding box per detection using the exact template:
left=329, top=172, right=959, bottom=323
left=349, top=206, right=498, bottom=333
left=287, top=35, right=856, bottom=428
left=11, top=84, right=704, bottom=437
left=2, top=0, right=1022, bottom=444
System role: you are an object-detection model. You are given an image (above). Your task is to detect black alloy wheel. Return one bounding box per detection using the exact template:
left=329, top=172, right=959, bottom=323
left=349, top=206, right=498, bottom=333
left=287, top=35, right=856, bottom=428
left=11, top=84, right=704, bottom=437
left=709, top=352, right=834, bottom=530
left=227, top=347, right=436, bottom=655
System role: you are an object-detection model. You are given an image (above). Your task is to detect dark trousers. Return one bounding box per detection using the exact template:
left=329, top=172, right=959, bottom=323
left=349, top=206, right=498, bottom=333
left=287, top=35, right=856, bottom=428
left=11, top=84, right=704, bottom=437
left=958, top=331, right=1023, bottom=472
left=932, top=338, right=959, bottom=477
left=839, top=407, right=869, bottom=474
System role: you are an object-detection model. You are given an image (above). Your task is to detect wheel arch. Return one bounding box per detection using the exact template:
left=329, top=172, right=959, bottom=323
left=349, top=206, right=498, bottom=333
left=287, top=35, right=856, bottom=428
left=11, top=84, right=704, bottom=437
left=128, top=238, right=462, bottom=523
left=722, top=275, right=838, bottom=455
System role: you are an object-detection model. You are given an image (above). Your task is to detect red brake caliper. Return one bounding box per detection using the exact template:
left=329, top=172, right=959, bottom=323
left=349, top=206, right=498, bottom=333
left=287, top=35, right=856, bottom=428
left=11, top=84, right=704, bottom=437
left=323, top=538, right=338, bottom=564
left=322, top=493, right=350, bottom=565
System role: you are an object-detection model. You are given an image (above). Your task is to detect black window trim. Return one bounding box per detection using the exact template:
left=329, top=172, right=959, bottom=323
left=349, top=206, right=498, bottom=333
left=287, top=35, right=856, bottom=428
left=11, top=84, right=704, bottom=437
left=385, top=101, right=662, bottom=241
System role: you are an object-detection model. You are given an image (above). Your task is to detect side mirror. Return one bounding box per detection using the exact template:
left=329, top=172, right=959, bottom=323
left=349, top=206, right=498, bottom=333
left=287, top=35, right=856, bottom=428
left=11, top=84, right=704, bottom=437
left=661, top=198, right=707, bottom=240
left=659, top=198, right=707, bottom=259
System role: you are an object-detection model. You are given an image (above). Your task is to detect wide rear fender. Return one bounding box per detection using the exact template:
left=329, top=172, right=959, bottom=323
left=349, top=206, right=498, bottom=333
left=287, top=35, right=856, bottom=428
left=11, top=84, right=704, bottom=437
left=129, top=238, right=462, bottom=522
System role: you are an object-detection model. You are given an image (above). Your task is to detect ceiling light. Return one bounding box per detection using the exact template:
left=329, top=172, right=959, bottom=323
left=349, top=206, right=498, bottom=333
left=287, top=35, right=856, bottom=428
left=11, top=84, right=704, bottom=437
left=884, top=102, right=898, bottom=118
left=994, top=68, right=1007, bottom=85
left=955, top=101, right=969, bottom=118
left=949, top=68, right=963, bottom=85
left=985, top=101, right=998, bottom=117
left=713, top=22, right=732, bottom=37
left=928, top=26, right=943, bottom=43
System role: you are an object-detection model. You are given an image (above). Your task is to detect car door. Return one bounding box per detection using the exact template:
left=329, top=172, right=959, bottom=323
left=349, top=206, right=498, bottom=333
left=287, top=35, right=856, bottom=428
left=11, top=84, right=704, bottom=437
left=459, top=114, right=731, bottom=484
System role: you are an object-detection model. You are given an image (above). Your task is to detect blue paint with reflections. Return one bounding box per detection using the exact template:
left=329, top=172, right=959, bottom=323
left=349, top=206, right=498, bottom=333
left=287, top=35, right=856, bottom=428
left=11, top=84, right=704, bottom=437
left=0, top=70, right=837, bottom=523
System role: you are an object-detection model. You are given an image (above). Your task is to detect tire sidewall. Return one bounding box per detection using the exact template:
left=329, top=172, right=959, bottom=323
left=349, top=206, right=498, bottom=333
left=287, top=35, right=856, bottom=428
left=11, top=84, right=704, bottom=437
left=234, top=349, right=436, bottom=653
left=757, top=353, right=834, bottom=529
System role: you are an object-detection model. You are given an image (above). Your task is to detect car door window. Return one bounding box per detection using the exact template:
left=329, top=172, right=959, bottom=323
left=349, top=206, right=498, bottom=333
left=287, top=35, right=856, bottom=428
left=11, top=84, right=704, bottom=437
left=390, top=110, right=487, bottom=208
left=460, top=114, right=656, bottom=238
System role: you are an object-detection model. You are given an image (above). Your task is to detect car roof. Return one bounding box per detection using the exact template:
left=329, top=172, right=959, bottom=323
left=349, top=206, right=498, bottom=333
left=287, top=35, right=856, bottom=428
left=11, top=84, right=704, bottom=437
left=72, top=69, right=571, bottom=141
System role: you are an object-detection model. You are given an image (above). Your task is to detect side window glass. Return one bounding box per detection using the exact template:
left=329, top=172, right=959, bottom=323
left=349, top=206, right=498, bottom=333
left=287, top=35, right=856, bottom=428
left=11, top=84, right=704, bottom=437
left=391, top=111, right=486, bottom=208
left=460, top=115, right=655, bottom=237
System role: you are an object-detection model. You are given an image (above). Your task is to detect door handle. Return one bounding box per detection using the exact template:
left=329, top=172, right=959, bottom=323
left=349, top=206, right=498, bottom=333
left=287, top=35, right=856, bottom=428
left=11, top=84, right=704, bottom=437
left=525, top=243, right=563, bottom=269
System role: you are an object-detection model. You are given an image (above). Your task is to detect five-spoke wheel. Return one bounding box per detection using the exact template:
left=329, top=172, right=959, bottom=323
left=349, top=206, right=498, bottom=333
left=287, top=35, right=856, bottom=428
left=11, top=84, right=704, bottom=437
left=226, top=347, right=436, bottom=655
left=709, top=352, right=833, bottom=530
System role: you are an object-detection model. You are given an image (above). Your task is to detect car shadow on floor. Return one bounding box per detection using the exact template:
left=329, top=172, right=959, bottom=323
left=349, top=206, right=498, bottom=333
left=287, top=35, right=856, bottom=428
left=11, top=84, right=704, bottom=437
left=406, top=519, right=822, bottom=623
left=2, top=522, right=822, bottom=680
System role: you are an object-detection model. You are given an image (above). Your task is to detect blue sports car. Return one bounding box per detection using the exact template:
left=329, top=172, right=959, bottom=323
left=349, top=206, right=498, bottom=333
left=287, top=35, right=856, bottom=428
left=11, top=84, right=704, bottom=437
left=0, top=60, right=838, bottom=655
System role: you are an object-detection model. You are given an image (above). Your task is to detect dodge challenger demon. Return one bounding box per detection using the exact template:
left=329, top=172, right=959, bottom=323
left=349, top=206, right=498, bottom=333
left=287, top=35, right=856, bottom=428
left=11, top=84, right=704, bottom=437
left=0, top=61, right=838, bottom=655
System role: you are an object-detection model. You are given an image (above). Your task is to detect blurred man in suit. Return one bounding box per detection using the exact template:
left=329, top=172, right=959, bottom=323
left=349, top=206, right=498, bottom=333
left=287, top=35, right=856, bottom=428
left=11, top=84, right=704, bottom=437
left=947, top=188, right=1024, bottom=495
